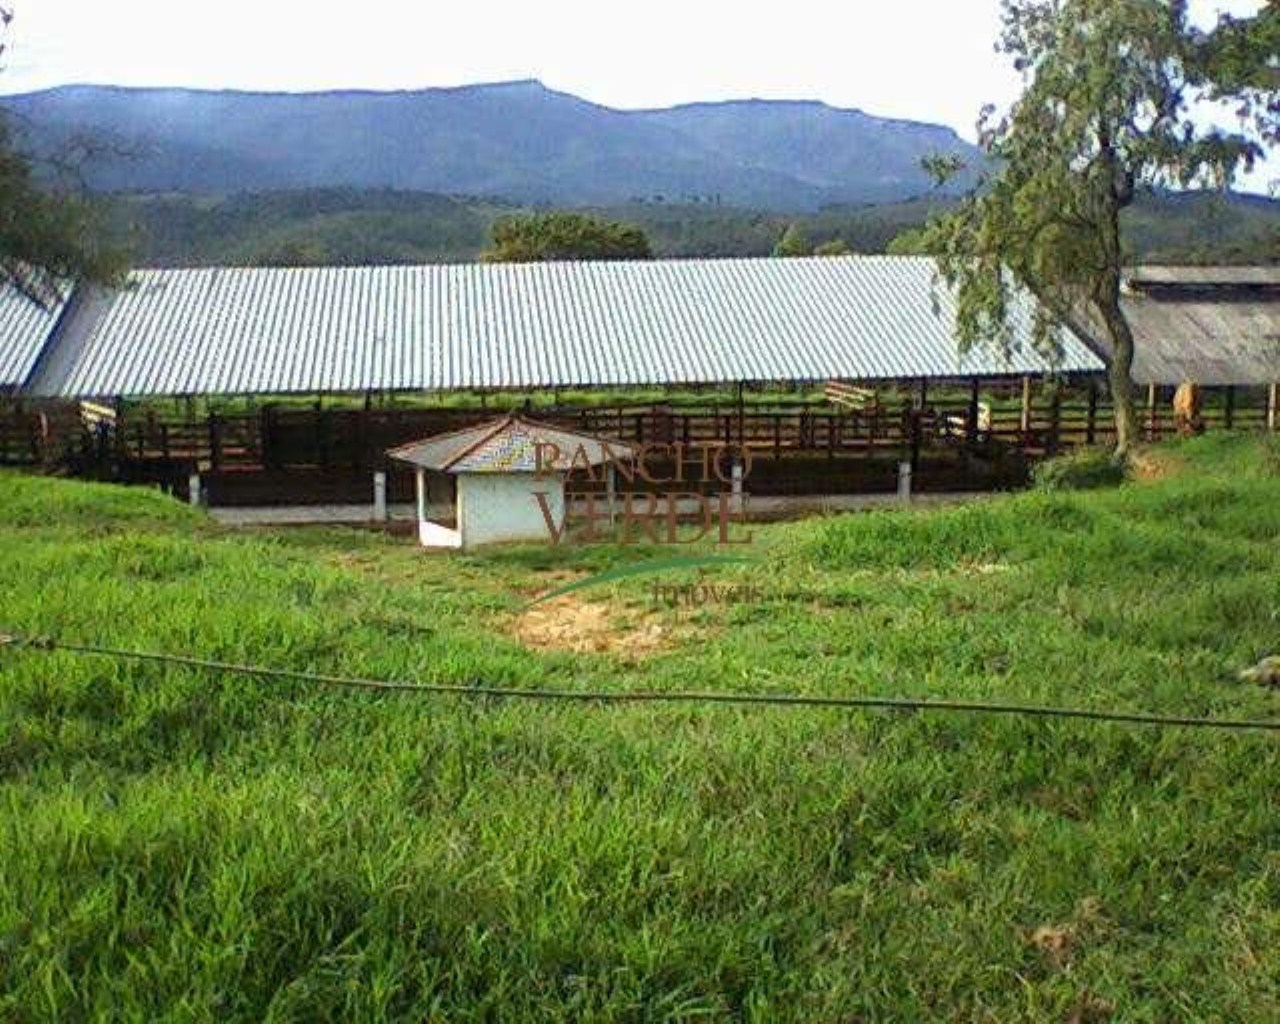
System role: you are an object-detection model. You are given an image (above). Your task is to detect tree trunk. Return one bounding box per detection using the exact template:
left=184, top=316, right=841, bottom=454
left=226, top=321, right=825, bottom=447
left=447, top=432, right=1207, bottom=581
left=1097, top=294, right=1140, bottom=460
left=1092, top=155, right=1139, bottom=462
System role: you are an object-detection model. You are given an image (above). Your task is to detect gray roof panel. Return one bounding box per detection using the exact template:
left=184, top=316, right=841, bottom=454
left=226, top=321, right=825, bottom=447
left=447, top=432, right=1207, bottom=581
left=28, top=257, right=1105, bottom=398
left=0, top=282, right=70, bottom=389
left=1126, top=266, right=1280, bottom=288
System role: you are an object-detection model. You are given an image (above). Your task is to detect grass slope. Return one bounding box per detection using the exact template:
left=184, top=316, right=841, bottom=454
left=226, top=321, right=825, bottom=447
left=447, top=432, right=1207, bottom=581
left=1, top=435, right=1279, bottom=1021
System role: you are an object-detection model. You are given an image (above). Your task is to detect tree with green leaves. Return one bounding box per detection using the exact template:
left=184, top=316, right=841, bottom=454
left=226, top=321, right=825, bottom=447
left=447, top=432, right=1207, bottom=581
left=814, top=238, right=853, bottom=257
left=772, top=222, right=812, bottom=257
left=886, top=228, right=929, bottom=256
left=0, top=8, right=127, bottom=306
left=922, top=0, right=1275, bottom=458
left=249, top=237, right=332, bottom=267
left=1195, top=3, right=1278, bottom=104
left=481, top=212, right=652, bottom=263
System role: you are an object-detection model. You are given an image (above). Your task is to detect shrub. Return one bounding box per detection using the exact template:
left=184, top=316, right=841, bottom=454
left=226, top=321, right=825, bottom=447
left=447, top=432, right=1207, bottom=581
left=1033, top=447, right=1127, bottom=491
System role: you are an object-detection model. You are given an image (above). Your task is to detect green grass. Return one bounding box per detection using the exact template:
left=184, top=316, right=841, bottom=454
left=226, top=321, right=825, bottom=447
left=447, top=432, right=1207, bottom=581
left=2, top=434, right=1279, bottom=1021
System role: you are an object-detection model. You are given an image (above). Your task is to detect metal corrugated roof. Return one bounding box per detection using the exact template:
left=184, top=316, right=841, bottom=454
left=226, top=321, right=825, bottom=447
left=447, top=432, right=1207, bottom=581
left=1111, top=294, right=1280, bottom=386
left=25, top=257, right=1104, bottom=398
left=1126, top=266, right=1280, bottom=288
left=0, top=282, right=70, bottom=389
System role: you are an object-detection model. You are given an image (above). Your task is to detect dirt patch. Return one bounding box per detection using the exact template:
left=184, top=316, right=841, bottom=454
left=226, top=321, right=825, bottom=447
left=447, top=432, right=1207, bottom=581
left=1029, top=924, right=1076, bottom=967
left=1027, top=897, right=1109, bottom=971
left=513, top=593, right=674, bottom=658
left=1128, top=447, right=1184, bottom=481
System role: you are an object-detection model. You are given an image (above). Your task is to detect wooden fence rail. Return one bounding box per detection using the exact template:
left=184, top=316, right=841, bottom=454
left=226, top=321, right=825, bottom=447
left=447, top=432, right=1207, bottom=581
left=1, top=390, right=1276, bottom=473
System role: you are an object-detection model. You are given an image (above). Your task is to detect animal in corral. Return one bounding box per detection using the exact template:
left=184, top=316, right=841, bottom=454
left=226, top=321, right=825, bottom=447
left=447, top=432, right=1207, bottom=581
left=1172, top=382, right=1205, bottom=437
left=977, top=403, right=992, bottom=434
left=941, top=402, right=992, bottom=439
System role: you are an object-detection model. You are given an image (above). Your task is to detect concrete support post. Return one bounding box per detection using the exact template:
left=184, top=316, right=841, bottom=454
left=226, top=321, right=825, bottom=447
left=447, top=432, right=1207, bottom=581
left=731, top=457, right=745, bottom=514
left=897, top=460, right=913, bottom=502
left=373, top=471, right=387, bottom=522
left=414, top=468, right=426, bottom=523
left=188, top=473, right=202, bottom=508
left=1268, top=383, right=1278, bottom=433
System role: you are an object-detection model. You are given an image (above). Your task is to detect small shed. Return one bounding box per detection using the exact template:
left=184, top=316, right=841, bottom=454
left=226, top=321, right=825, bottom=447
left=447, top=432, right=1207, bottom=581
left=388, top=415, right=634, bottom=549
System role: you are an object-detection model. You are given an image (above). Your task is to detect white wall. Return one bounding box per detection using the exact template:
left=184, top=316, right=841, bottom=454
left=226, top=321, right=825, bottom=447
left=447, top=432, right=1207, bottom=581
left=457, top=472, right=565, bottom=548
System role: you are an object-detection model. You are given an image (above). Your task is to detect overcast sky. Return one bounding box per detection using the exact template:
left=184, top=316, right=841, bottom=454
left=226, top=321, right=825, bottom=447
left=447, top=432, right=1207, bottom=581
left=3, top=0, right=1273, bottom=190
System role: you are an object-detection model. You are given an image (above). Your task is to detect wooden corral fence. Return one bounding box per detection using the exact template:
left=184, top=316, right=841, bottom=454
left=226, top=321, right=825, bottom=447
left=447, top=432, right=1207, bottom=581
left=2, top=384, right=1276, bottom=499
left=67, top=388, right=1273, bottom=471
left=0, top=403, right=91, bottom=467
left=0, top=406, right=43, bottom=464
left=46, top=399, right=1025, bottom=472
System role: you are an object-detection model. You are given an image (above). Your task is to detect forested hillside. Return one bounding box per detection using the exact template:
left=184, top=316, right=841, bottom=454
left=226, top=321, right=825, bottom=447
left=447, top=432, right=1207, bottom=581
left=104, top=188, right=1280, bottom=266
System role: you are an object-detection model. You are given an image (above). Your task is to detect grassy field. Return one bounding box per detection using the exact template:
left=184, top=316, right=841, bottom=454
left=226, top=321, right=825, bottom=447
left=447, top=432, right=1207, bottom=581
left=1, top=434, right=1278, bottom=1021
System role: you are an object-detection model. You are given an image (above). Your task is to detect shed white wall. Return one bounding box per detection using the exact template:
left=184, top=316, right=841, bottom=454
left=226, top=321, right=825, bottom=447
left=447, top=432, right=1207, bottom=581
left=457, top=472, right=565, bottom=548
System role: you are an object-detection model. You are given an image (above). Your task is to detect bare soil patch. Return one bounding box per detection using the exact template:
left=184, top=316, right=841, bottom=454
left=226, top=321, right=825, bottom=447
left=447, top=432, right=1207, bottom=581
left=1129, top=447, right=1184, bottom=481
left=513, top=592, right=675, bottom=658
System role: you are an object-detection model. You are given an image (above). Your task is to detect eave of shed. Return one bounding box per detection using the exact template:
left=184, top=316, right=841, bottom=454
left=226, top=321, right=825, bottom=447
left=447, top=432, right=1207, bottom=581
left=388, top=415, right=637, bottom=473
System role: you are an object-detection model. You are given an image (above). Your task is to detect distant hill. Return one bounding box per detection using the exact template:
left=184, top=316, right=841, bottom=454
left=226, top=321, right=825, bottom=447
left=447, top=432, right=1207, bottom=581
left=1123, top=191, right=1280, bottom=264
left=3, top=81, right=983, bottom=211
left=103, top=188, right=1280, bottom=267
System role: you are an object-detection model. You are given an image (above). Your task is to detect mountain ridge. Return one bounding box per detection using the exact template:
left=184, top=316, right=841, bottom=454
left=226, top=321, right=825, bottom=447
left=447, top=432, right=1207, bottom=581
left=1, top=80, right=984, bottom=211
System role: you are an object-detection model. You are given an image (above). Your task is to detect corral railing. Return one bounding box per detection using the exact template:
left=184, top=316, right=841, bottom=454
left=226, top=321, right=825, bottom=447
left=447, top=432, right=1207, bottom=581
left=1, top=386, right=1275, bottom=475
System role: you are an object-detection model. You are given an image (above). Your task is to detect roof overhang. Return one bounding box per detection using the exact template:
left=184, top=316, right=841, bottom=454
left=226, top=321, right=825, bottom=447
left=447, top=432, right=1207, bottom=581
left=389, top=415, right=638, bottom=474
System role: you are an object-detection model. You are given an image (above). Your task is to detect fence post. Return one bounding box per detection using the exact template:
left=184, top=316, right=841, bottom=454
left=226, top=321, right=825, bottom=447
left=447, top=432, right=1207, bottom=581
left=208, top=414, right=222, bottom=471
left=414, top=468, right=427, bottom=542
left=1146, top=384, right=1159, bottom=440
left=1224, top=386, right=1236, bottom=430
left=909, top=408, right=923, bottom=472
left=1086, top=381, right=1098, bottom=446
left=897, top=460, right=913, bottom=502
left=1269, top=383, right=1278, bottom=433
left=317, top=409, right=330, bottom=468
left=260, top=405, right=276, bottom=470
left=188, top=473, right=202, bottom=508
left=373, top=471, right=388, bottom=522
left=1047, top=389, right=1063, bottom=456
left=966, top=378, right=980, bottom=448
left=736, top=382, right=745, bottom=448
left=1019, top=376, right=1033, bottom=440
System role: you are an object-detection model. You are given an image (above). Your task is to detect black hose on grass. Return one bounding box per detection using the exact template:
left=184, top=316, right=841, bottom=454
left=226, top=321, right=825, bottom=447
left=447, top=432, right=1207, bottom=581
left=2, top=631, right=1278, bottom=734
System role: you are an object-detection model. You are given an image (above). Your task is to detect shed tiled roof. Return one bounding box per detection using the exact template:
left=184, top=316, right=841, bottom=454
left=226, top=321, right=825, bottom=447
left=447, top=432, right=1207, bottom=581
left=389, top=415, right=635, bottom=473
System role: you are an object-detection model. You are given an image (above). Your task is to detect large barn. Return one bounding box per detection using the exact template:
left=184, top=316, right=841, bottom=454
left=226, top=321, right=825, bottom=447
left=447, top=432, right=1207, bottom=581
left=11, top=256, right=1100, bottom=397
left=0, top=256, right=1275, bottom=510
